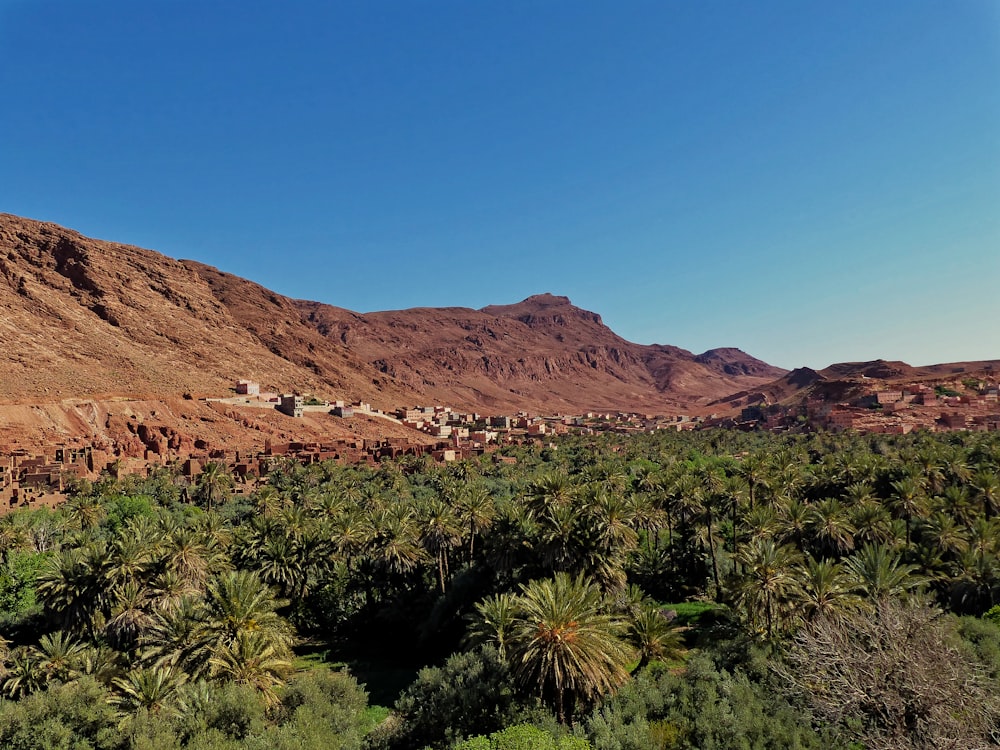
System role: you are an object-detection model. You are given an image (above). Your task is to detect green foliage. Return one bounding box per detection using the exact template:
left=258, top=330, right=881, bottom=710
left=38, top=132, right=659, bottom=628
left=582, top=656, right=846, bottom=750
left=373, top=646, right=533, bottom=750
left=277, top=667, right=369, bottom=739
left=1, top=429, right=1000, bottom=747
left=653, top=602, right=722, bottom=626
left=0, top=677, right=123, bottom=750
left=959, top=614, right=1000, bottom=681
left=454, top=723, right=592, bottom=750
left=104, top=494, right=156, bottom=531
left=0, top=550, right=46, bottom=625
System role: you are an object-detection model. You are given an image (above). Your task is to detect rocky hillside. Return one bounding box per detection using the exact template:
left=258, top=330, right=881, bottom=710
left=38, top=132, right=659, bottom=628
left=0, top=213, right=784, bottom=414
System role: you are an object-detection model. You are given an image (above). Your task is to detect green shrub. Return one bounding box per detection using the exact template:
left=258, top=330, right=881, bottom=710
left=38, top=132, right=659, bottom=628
left=455, top=723, right=592, bottom=750
left=372, top=646, right=538, bottom=750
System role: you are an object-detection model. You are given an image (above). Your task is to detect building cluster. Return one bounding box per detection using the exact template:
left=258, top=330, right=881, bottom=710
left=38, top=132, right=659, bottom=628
left=12, top=373, right=994, bottom=516
left=0, top=446, right=97, bottom=512
left=727, top=379, right=1000, bottom=435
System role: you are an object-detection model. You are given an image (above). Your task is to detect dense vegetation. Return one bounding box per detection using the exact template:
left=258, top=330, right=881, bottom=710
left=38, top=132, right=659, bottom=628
left=1, top=428, right=999, bottom=748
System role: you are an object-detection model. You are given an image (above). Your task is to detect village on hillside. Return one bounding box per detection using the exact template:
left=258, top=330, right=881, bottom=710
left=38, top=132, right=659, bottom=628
left=2, top=373, right=999, bottom=517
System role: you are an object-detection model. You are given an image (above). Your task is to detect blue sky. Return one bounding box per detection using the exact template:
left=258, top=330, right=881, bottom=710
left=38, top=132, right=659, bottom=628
left=2, top=1, right=998, bottom=370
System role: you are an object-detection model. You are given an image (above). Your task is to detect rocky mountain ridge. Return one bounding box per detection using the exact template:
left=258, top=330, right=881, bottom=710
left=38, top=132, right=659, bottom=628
left=0, top=210, right=782, bottom=411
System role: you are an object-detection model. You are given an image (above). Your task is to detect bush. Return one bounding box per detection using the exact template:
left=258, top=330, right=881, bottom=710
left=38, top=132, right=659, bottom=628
left=371, top=646, right=539, bottom=750
left=0, top=677, right=123, bottom=750
left=581, top=656, right=844, bottom=750
left=455, top=724, right=592, bottom=750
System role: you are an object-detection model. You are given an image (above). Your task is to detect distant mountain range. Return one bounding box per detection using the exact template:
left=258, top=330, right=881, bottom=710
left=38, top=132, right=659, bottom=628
left=0, top=213, right=784, bottom=412
left=1, top=213, right=994, bottom=423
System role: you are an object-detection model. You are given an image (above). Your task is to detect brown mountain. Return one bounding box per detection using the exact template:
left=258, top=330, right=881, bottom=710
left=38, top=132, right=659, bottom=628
left=0, top=213, right=784, bottom=421
left=710, top=358, right=1000, bottom=414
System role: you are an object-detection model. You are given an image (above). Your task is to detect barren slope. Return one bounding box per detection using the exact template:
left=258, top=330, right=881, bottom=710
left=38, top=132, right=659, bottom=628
left=0, top=214, right=330, bottom=401
left=293, top=293, right=785, bottom=412
left=1, top=213, right=784, bottom=419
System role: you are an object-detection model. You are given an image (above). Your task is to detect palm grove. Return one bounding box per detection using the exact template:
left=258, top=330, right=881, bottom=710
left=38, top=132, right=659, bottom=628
left=0, top=428, right=998, bottom=748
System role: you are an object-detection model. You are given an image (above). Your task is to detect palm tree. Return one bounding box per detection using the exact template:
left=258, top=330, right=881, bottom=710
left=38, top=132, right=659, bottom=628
left=252, top=533, right=308, bottom=602
left=776, top=499, right=809, bottom=551
left=367, top=508, right=426, bottom=578
left=806, top=498, right=857, bottom=558
left=794, top=556, right=862, bottom=623
left=919, top=513, right=969, bottom=558
left=889, top=476, right=928, bottom=550
left=106, top=580, right=156, bottom=653
left=2, top=647, right=46, bottom=698
left=36, top=544, right=110, bottom=636
left=948, top=549, right=1000, bottom=614
left=162, top=527, right=221, bottom=589
left=455, top=484, right=496, bottom=563
left=508, top=572, right=630, bottom=724
left=735, top=539, right=803, bottom=638
left=64, top=493, right=106, bottom=531
left=844, top=543, right=924, bottom=601
left=106, top=532, right=155, bottom=589
left=625, top=604, right=682, bottom=675
left=418, top=498, right=462, bottom=593
left=203, top=570, right=293, bottom=652
left=467, top=592, right=517, bottom=660
left=971, top=469, right=1000, bottom=519
left=536, top=501, right=583, bottom=576
left=527, top=472, right=576, bottom=516
left=32, top=630, right=86, bottom=685
left=737, top=453, right=770, bottom=510
left=207, top=630, right=292, bottom=707
left=849, top=500, right=895, bottom=549
left=111, top=665, right=186, bottom=717
left=142, top=596, right=213, bottom=678
left=937, top=485, right=978, bottom=527
left=195, top=462, right=232, bottom=512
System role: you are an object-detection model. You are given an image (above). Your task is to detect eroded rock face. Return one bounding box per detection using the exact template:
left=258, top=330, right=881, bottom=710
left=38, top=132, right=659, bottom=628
left=0, top=212, right=785, bottom=418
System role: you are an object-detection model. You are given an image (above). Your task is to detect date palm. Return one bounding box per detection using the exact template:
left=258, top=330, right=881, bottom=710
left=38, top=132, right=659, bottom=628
left=971, top=469, right=1000, bottom=519
left=794, top=556, right=862, bottom=622
left=776, top=499, right=809, bottom=551
left=203, top=570, right=293, bottom=652
left=367, top=508, right=426, bottom=578
left=625, top=604, right=682, bottom=675
left=806, top=498, right=857, bottom=557
left=162, top=527, right=222, bottom=590
left=948, top=549, right=1000, bottom=614
left=527, top=472, right=576, bottom=517
left=2, top=647, right=44, bottom=698
left=142, top=596, right=213, bottom=678
left=419, top=497, right=462, bottom=593
left=196, top=461, right=232, bottom=512
left=508, top=572, right=630, bottom=724
left=467, top=592, right=517, bottom=660
left=207, top=630, right=292, bottom=707
left=850, top=500, right=895, bottom=549
left=106, top=580, right=156, bottom=653
left=889, top=476, right=927, bottom=550
left=844, top=543, right=924, bottom=602
left=737, top=454, right=770, bottom=510
left=735, top=539, right=803, bottom=638
left=919, top=512, right=969, bottom=558
left=32, top=630, right=86, bottom=685
left=36, top=544, right=110, bottom=636
left=455, top=484, right=496, bottom=563
left=112, top=665, right=186, bottom=717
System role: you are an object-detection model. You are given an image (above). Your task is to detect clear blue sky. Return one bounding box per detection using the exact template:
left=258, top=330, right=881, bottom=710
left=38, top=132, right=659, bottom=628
left=2, top=1, right=998, bottom=370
